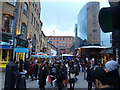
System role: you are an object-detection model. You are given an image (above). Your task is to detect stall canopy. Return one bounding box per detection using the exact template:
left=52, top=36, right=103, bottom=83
left=31, top=55, right=56, bottom=58
left=62, top=54, right=75, bottom=56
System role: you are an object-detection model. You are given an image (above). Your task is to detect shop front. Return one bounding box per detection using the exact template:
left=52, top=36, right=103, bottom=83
left=0, top=43, right=12, bottom=68
left=14, top=47, right=29, bottom=61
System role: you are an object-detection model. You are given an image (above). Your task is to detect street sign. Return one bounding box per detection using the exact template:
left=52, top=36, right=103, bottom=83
left=14, top=47, right=29, bottom=53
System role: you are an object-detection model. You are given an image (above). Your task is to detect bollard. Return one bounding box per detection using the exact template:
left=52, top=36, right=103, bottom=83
left=16, top=71, right=27, bottom=90
left=4, top=61, right=18, bottom=90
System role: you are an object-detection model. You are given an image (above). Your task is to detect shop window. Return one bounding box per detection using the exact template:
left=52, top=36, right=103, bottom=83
left=23, top=2, right=28, bottom=15
left=2, top=14, right=14, bottom=34
left=21, top=23, right=27, bottom=38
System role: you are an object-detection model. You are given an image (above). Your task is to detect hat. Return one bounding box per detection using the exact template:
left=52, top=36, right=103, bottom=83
left=105, top=60, right=119, bottom=71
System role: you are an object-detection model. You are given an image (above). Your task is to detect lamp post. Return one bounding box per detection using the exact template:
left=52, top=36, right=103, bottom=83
left=9, top=2, right=18, bottom=61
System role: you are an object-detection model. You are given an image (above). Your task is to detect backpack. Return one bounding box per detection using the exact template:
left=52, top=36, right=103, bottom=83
left=70, top=73, right=75, bottom=79
left=70, top=67, right=76, bottom=73
left=57, top=69, right=65, bottom=80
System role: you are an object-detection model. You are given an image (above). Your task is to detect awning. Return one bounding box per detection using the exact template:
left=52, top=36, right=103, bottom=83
left=100, top=49, right=113, bottom=54
left=100, top=49, right=107, bottom=54
left=31, top=55, right=56, bottom=58
left=62, top=54, right=75, bottom=56
left=105, top=49, right=113, bottom=54
left=14, top=47, right=29, bottom=53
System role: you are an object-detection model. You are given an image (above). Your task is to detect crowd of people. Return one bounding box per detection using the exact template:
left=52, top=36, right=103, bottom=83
left=14, top=56, right=120, bottom=90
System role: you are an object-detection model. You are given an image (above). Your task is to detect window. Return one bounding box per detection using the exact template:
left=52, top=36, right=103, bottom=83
left=35, top=4, right=37, bottom=12
left=7, top=1, right=16, bottom=6
left=21, top=23, right=27, bottom=38
left=23, top=3, right=28, bottom=14
left=2, top=14, right=14, bottom=34
left=38, top=24, right=39, bottom=30
left=36, top=21, right=38, bottom=29
left=34, top=17, right=36, bottom=26
left=39, top=13, right=40, bottom=19
left=30, top=13, right=33, bottom=24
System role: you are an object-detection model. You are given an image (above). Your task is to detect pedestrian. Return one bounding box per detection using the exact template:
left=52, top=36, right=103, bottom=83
left=38, top=65, right=47, bottom=90
left=80, top=61, right=85, bottom=72
left=34, top=60, right=38, bottom=80
left=29, top=61, right=34, bottom=81
left=61, top=64, right=68, bottom=87
left=24, top=59, right=30, bottom=79
left=86, top=65, right=93, bottom=90
left=49, top=63, right=57, bottom=87
left=56, top=65, right=65, bottom=90
left=19, top=58, right=24, bottom=72
left=104, top=59, right=120, bottom=89
left=69, top=64, right=76, bottom=90
left=91, top=67, right=111, bottom=90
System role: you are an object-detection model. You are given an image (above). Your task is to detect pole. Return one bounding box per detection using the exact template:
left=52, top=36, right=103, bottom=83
left=11, top=2, right=18, bottom=61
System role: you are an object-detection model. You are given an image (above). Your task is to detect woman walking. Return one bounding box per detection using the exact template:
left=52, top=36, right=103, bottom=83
left=38, top=65, right=47, bottom=90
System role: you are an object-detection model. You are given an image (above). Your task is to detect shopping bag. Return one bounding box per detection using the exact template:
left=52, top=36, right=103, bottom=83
left=65, top=78, right=68, bottom=84
left=53, top=79, right=57, bottom=87
left=63, top=80, right=66, bottom=84
left=47, top=75, right=51, bottom=83
left=74, top=77, right=78, bottom=82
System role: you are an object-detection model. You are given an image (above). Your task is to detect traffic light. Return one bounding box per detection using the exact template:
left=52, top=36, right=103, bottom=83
left=99, top=6, right=120, bottom=33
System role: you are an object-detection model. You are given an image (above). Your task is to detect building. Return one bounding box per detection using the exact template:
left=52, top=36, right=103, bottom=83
left=47, top=36, right=74, bottom=55
left=0, top=1, right=43, bottom=67
left=27, top=2, right=42, bottom=54
left=47, top=42, right=58, bottom=56
left=78, top=2, right=100, bottom=46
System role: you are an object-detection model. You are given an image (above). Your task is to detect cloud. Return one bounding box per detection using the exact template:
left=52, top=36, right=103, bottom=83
left=42, top=24, right=74, bottom=36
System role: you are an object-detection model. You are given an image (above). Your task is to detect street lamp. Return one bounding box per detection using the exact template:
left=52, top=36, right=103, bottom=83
left=10, top=2, right=18, bottom=61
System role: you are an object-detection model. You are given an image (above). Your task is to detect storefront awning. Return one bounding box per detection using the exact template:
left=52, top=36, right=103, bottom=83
left=100, top=49, right=113, bottom=54
left=31, top=55, right=56, bottom=58
left=14, top=47, right=29, bottom=53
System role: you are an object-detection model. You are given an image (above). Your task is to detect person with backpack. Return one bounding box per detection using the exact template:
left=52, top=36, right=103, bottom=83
left=69, top=64, right=76, bottom=90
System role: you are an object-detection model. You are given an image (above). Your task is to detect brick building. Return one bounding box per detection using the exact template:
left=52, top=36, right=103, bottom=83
left=47, top=36, right=74, bottom=55
left=0, top=1, right=44, bottom=67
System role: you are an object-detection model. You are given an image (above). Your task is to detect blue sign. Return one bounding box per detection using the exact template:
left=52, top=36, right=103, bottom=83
left=14, top=47, right=29, bottom=53
left=0, top=45, right=12, bottom=49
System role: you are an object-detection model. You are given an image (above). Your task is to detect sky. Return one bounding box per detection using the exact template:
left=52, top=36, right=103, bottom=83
left=40, top=0, right=111, bottom=47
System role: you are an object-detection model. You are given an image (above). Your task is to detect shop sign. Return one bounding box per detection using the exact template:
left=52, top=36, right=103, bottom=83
left=14, top=47, right=29, bottom=53
left=0, top=45, right=12, bottom=49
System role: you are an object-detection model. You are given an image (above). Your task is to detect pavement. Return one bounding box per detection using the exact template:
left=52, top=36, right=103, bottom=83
left=26, top=72, right=88, bottom=89
left=0, top=71, right=88, bottom=90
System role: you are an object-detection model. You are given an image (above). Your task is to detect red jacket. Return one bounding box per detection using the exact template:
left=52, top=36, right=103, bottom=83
left=29, top=64, right=34, bottom=74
